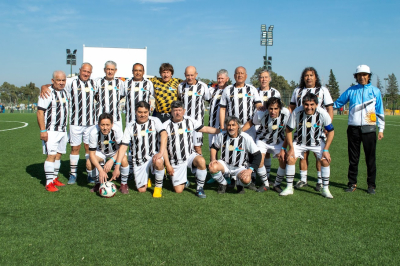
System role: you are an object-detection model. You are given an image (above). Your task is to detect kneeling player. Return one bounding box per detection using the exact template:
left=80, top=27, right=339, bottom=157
left=209, top=116, right=261, bottom=194
left=163, top=101, right=220, bottom=198
left=112, top=101, right=167, bottom=197
left=37, top=70, right=69, bottom=192
left=88, top=113, right=129, bottom=193
left=242, top=97, right=290, bottom=193
left=281, top=92, right=335, bottom=198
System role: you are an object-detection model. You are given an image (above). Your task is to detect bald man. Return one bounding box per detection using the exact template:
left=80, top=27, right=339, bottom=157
left=178, top=66, right=210, bottom=154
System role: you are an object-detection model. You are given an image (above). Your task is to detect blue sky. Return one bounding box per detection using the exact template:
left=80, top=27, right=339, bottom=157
left=1, top=0, right=399, bottom=94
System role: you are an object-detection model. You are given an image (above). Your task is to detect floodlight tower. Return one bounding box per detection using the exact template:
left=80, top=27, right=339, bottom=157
left=66, top=49, right=77, bottom=77
left=260, top=24, right=274, bottom=70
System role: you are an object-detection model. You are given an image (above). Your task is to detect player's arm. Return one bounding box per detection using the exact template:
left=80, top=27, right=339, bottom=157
left=288, top=103, right=296, bottom=113
left=36, top=109, right=48, bottom=142
left=219, top=107, right=226, bottom=130
left=88, top=150, right=106, bottom=183
left=111, top=144, right=128, bottom=180
left=322, top=124, right=334, bottom=163
left=198, top=125, right=220, bottom=134
left=242, top=120, right=253, bottom=132
left=153, top=130, right=167, bottom=163
left=326, top=105, right=333, bottom=120
left=40, top=84, right=52, bottom=99
left=285, top=127, right=295, bottom=161
left=163, top=149, right=174, bottom=176
left=278, top=137, right=288, bottom=162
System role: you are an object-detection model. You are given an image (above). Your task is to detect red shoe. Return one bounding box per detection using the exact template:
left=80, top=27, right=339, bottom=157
left=119, top=184, right=129, bottom=194
left=90, top=183, right=100, bottom=193
left=45, top=182, right=59, bottom=192
left=53, top=177, right=65, bottom=187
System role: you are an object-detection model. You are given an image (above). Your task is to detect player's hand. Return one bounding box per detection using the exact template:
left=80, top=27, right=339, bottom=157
left=166, top=165, right=174, bottom=176
left=99, top=170, right=108, bottom=183
left=277, top=149, right=286, bottom=162
left=322, top=151, right=331, bottom=164
left=286, top=149, right=295, bottom=163
left=40, top=132, right=48, bottom=142
left=378, top=132, right=384, bottom=140
left=40, top=86, right=51, bottom=99
left=239, top=169, right=252, bottom=183
left=104, top=159, right=114, bottom=172
left=152, top=152, right=163, bottom=164
left=111, top=167, right=120, bottom=181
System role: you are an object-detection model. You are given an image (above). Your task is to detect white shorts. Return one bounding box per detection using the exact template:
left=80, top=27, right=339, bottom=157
left=42, top=131, right=68, bottom=155
left=218, top=160, right=247, bottom=180
left=94, top=150, right=117, bottom=162
left=244, top=125, right=256, bottom=141
left=293, top=141, right=326, bottom=160
left=194, top=131, right=203, bottom=146
left=171, top=153, right=198, bottom=186
left=257, top=140, right=283, bottom=158
left=70, top=125, right=96, bottom=146
left=134, top=159, right=155, bottom=188
left=208, top=133, right=217, bottom=148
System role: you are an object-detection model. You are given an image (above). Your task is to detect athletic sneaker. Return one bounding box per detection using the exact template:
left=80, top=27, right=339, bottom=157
left=119, top=184, right=129, bottom=194
left=345, top=184, right=357, bottom=192
left=295, top=180, right=308, bottom=188
left=196, top=188, right=207, bottom=198
left=45, top=182, right=58, bottom=192
left=256, top=184, right=270, bottom=193
left=218, top=184, right=227, bottom=194
left=237, top=185, right=245, bottom=194
left=53, top=177, right=65, bottom=187
left=68, top=174, right=76, bottom=185
left=153, top=187, right=162, bottom=198
left=247, top=182, right=257, bottom=191
left=90, top=183, right=100, bottom=193
left=147, top=178, right=152, bottom=188
left=87, top=175, right=95, bottom=184
left=185, top=180, right=190, bottom=188
left=321, top=187, right=333, bottom=199
left=279, top=187, right=294, bottom=196
left=315, top=183, right=322, bottom=192
left=367, top=187, right=376, bottom=194
left=273, top=185, right=282, bottom=193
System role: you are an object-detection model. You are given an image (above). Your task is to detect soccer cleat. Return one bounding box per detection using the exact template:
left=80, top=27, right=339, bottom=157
left=237, top=185, right=245, bottom=194
left=227, top=179, right=236, bottom=190
left=45, top=182, right=59, bottom=192
left=273, top=185, right=283, bottom=193
left=185, top=180, right=190, bottom=188
left=147, top=178, right=152, bottom=188
left=345, top=184, right=357, bottom=192
left=367, top=187, right=376, bottom=194
left=321, top=187, right=333, bottom=199
left=90, top=183, right=100, bottom=193
left=247, top=182, right=257, bottom=191
left=279, top=187, right=294, bottom=196
left=53, top=177, right=65, bottom=187
left=153, top=187, right=162, bottom=198
left=256, top=184, right=270, bottom=193
left=68, top=174, right=77, bottom=185
left=119, top=184, right=129, bottom=194
left=218, top=184, right=227, bottom=194
left=206, top=178, right=216, bottom=184
left=87, top=175, right=95, bottom=184
left=195, top=187, right=207, bottom=198
left=315, top=183, right=322, bottom=192
left=295, top=180, right=308, bottom=189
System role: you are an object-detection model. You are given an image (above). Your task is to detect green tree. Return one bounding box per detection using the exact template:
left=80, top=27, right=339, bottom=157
left=386, top=73, right=399, bottom=114
left=326, top=69, right=340, bottom=101
left=376, top=76, right=384, bottom=95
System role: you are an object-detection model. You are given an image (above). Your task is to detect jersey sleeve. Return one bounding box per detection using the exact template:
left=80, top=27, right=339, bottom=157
left=322, top=87, right=334, bottom=106
left=286, top=110, right=297, bottom=131
left=178, top=82, right=184, bottom=95
left=333, top=88, right=350, bottom=109
left=37, top=93, right=52, bottom=110
left=290, top=89, right=298, bottom=105
left=114, top=126, right=123, bottom=144
left=154, top=117, right=166, bottom=133
left=212, top=132, right=223, bottom=149
left=251, top=86, right=261, bottom=104
left=203, top=84, right=210, bottom=101
left=275, top=89, right=281, bottom=99
left=121, top=124, right=132, bottom=146
left=320, top=108, right=333, bottom=130
left=219, top=87, right=229, bottom=108
left=148, top=80, right=155, bottom=97
left=188, top=117, right=203, bottom=131
left=88, top=127, right=99, bottom=151
left=252, top=110, right=264, bottom=125
left=244, top=133, right=259, bottom=154
left=374, top=88, right=385, bottom=132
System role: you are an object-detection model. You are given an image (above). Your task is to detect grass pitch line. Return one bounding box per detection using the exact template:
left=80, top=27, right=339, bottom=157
left=0, top=121, right=29, bottom=132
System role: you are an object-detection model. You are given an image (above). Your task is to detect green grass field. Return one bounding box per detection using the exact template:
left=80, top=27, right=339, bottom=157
left=0, top=113, right=399, bottom=265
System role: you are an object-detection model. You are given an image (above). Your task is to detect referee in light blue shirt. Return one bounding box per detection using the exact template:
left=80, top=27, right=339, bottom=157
left=333, top=65, right=385, bottom=194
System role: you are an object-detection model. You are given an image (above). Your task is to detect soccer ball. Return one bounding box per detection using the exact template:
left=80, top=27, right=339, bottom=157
left=99, top=182, right=117, bottom=198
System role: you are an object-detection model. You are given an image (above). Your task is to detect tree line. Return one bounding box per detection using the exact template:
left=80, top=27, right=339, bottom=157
left=0, top=82, right=40, bottom=106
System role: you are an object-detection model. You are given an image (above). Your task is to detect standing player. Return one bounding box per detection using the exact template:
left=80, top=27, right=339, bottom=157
left=94, top=61, right=124, bottom=133
left=178, top=66, right=210, bottom=154
left=88, top=113, right=129, bottom=193
left=150, top=63, right=183, bottom=123
left=163, top=101, right=220, bottom=198
left=41, top=63, right=99, bottom=185
left=289, top=67, right=334, bottom=191
left=208, top=116, right=261, bottom=194
left=242, top=97, right=290, bottom=193
left=281, top=92, right=335, bottom=198
left=112, top=101, right=167, bottom=197
left=37, top=71, right=69, bottom=192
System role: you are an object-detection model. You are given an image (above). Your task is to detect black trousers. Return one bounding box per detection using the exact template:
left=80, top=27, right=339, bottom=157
left=347, top=126, right=377, bottom=188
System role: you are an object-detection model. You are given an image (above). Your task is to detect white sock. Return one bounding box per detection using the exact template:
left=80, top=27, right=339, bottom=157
left=286, top=164, right=295, bottom=188
left=274, top=167, right=285, bottom=187
left=300, top=170, right=307, bottom=182
left=154, top=169, right=164, bottom=188
left=257, top=166, right=269, bottom=186
left=70, top=154, right=80, bottom=177
left=211, top=171, right=227, bottom=185
left=317, top=171, right=322, bottom=184
left=321, top=166, right=330, bottom=188
left=264, top=158, right=272, bottom=178
left=121, top=166, right=129, bottom=185
left=44, top=161, right=55, bottom=185
left=196, top=169, right=207, bottom=190
left=54, top=160, right=61, bottom=181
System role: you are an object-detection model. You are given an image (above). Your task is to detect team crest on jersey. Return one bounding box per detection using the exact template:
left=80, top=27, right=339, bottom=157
left=85, top=87, right=91, bottom=92
left=235, top=147, right=244, bottom=152
left=108, top=85, right=113, bottom=90
left=306, top=122, right=312, bottom=128
left=216, top=95, right=222, bottom=99
left=140, top=130, right=146, bottom=136
left=237, top=93, right=243, bottom=98
left=228, top=145, right=235, bottom=151
left=178, top=128, right=184, bottom=134
left=104, top=140, right=109, bottom=145
left=263, top=96, right=268, bottom=101
left=134, top=87, right=140, bottom=92
left=272, top=125, right=278, bottom=130
left=187, top=91, right=193, bottom=96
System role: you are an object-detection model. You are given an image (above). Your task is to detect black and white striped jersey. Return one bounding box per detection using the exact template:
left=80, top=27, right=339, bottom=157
left=212, top=131, right=259, bottom=167
left=220, top=83, right=261, bottom=124
left=66, top=76, right=98, bottom=126
left=89, top=125, right=123, bottom=157
left=178, top=81, right=210, bottom=122
left=253, top=107, right=290, bottom=144
left=95, top=77, right=124, bottom=123
left=37, top=87, right=69, bottom=132
left=257, top=87, right=281, bottom=108
left=287, top=106, right=333, bottom=146
left=163, top=116, right=203, bottom=165
left=122, top=78, right=154, bottom=124
left=208, top=86, right=225, bottom=128
left=121, top=117, right=165, bottom=166
left=290, top=86, right=333, bottom=109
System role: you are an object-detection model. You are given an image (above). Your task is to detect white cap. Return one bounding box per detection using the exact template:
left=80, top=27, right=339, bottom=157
left=354, top=65, right=371, bottom=74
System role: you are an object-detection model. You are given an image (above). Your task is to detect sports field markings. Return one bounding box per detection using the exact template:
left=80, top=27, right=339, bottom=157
left=0, top=121, right=29, bottom=132
left=333, top=117, right=400, bottom=126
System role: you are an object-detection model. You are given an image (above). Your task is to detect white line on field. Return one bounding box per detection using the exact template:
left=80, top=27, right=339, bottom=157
left=0, top=121, right=29, bottom=131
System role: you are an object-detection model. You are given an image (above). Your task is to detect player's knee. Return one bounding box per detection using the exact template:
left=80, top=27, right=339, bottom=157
left=121, top=156, right=129, bottom=167
left=287, top=157, right=296, bottom=165
left=208, top=163, right=218, bottom=174
left=195, top=156, right=206, bottom=170
left=154, top=159, right=164, bottom=170
left=174, top=186, right=184, bottom=193
left=320, top=159, right=330, bottom=167
left=86, top=160, right=93, bottom=169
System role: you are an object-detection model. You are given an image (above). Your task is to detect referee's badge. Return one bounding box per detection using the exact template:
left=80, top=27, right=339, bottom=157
left=237, top=93, right=243, bottom=98
left=178, top=128, right=184, bottom=134
left=228, top=145, right=235, bottom=151
left=306, top=122, right=312, bottom=128
left=141, top=130, right=146, bottom=136
left=272, top=125, right=278, bottom=130
left=108, top=85, right=113, bottom=90
left=187, top=91, right=193, bottom=96
left=263, top=96, right=268, bottom=102
left=104, top=140, right=109, bottom=145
